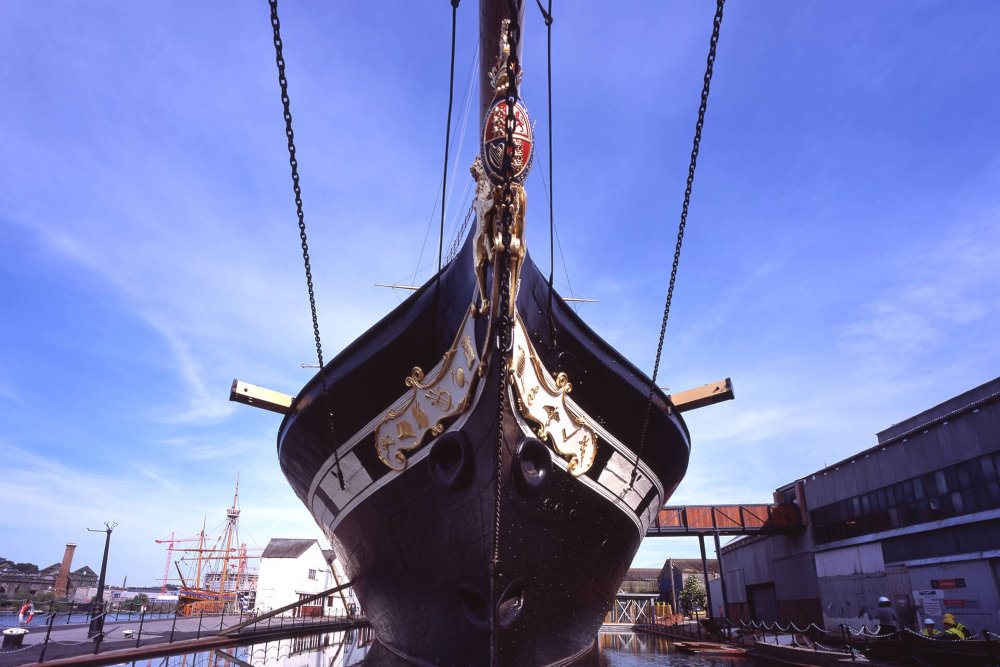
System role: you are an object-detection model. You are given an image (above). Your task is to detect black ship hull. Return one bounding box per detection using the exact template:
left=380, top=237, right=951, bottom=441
left=278, top=233, right=690, bottom=665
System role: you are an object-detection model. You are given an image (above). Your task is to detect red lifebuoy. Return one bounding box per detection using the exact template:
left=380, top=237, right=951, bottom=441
left=18, top=602, right=34, bottom=624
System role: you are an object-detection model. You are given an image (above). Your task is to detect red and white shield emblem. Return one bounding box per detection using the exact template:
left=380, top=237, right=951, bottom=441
left=481, top=98, right=533, bottom=186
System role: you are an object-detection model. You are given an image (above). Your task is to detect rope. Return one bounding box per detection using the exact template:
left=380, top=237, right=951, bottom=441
left=535, top=0, right=558, bottom=359
left=446, top=204, right=476, bottom=263
left=438, top=1, right=462, bottom=271
left=267, top=0, right=343, bottom=488
left=630, top=0, right=727, bottom=489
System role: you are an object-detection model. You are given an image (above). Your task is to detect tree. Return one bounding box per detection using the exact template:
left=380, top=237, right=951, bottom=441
left=129, top=593, right=150, bottom=611
left=679, top=575, right=707, bottom=616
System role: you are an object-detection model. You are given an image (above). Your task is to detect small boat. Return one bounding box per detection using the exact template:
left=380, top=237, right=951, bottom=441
left=856, top=630, right=1000, bottom=667
left=675, top=640, right=748, bottom=656
left=750, top=641, right=860, bottom=666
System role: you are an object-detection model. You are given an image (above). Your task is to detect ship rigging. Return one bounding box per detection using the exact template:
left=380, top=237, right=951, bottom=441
left=156, top=483, right=259, bottom=616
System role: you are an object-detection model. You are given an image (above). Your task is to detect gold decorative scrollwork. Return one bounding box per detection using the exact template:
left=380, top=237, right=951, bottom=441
left=509, top=317, right=598, bottom=476
left=374, top=308, right=481, bottom=471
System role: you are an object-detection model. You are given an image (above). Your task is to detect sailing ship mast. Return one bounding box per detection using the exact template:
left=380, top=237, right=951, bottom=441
left=163, top=480, right=258, bottom=615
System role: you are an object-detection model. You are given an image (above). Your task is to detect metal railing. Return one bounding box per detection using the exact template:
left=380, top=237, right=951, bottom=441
left=0, top=600, right=367, bottom=664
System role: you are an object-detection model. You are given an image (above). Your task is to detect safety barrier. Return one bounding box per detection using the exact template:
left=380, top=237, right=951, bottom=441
left=0, top=604, right=367, bottom=664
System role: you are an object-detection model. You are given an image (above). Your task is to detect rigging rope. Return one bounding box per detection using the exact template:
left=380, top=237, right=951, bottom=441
left=534, top=0, right=558, bottom=361
left=412, top=36, right=479, bottom=286
left=630, top=0, right=726, bottom=489
left=438, top=1, right=462, bottom=271
left=268, top=0, right=344, bottom=489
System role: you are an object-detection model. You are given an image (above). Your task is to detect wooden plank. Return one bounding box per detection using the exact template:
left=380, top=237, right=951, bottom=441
left=669, top=378, right=734, bottom=413
left=229, top=379, right=292, bottom=415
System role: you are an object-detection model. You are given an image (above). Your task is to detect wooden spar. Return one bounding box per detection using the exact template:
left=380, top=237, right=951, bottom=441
left=479, top=0, right=526, bottom=121
left=375, top=283, right=598, bottom=303
left=230, top=379, right=292, bottom=414
left=195, top=519, right=206, bottom=593
left=668, top=378, right=735, bottom=413
left=217, top=483, right=238, bottom=604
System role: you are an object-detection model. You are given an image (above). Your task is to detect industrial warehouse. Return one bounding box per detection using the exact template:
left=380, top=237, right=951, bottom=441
left=718, top=376, right=1000, bottom=635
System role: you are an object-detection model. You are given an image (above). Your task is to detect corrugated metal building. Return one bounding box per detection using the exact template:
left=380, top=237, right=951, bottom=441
left=720, top=376, right=1000, bottom=634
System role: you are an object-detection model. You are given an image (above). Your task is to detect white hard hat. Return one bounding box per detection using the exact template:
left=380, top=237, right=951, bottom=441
left=924, top=618, right=935, bottom=625
left=878, top=596, right=890, bottom=603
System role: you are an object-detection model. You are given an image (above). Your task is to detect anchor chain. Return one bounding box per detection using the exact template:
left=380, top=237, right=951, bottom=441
left=268, top=0, right=344, bottom=488
left=630, top=0, right=726, bottom=489
left=491, top=3, right=523, bottom=663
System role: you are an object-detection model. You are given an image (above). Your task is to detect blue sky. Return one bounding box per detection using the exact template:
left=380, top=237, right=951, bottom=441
left=1, top=2, right=998, bottom=586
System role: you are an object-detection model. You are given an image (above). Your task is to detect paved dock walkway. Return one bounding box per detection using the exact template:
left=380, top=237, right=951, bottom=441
left=0, top=614, right=366, bottom=667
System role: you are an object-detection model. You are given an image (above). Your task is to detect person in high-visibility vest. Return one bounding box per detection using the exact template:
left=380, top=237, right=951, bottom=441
left=941, top=613, right=970, bottom=639
left=920, top=618, right=939, bottom=637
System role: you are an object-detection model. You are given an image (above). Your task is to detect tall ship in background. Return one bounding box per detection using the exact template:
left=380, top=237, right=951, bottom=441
left=158, top=484, right=258, bottom=616
left=236, top=1, right=727, bottom=664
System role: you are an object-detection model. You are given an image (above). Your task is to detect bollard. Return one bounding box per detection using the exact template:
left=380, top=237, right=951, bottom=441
left=38, top=612, right=56, bottom=663
left=92, top=613, right=105, bottom=655
left=135, top=609, right=146, bottom=648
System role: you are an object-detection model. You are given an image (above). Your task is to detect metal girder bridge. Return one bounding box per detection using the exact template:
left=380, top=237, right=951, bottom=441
left=645, top=503, right=804, bottom=537
left=641, top=503, right=804, bottom=622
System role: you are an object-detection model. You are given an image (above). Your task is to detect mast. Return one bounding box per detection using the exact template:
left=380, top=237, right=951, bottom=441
left=195, top=518, right=206, bottom=590
left=218, top=479, right=240, bottom=600
left=479, top=0, right=525, bottom=122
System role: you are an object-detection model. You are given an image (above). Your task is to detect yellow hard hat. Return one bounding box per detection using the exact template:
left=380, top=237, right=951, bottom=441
left=942, top=613, right=956, bottom=624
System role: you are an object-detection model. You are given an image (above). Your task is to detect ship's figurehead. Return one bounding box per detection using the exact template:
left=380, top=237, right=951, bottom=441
left=473, top=18, right=533, bottom=320
left=374, top=19, right=595, bottom=479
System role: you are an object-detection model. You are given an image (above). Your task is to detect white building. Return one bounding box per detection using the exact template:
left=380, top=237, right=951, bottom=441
left=255, top=538, right=356, bottom=617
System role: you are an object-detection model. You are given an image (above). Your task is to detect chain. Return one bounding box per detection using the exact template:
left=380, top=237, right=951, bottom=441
left=491, top=5, right=523, bottom=663
left=269, top=0, right=344, bottom=489
left=630, top=0, right=726, bottom=489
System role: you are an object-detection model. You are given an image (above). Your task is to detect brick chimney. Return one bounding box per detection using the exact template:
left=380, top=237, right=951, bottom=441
left=54, top=543, right=77, bottom=599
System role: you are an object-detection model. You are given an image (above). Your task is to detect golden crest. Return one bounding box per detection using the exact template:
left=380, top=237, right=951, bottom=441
left=374, top=308, right=481, bottom=471
left=509, top=316, right=598, bottom=475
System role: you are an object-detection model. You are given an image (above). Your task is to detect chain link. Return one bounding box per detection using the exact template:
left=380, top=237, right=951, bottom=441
left=490, top=4, right=523, bottom=663
left=631, top=0, right=726, bottom=489
left=269, top=0, right=344, bottom=489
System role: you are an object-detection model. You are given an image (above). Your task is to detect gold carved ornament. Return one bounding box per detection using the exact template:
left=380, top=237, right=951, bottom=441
left=509, top=317, right=598, bottom=476
left=374, top=308, right=480, bottom=471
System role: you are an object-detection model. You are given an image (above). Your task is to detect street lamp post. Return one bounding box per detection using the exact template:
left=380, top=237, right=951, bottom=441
left=87, top=522, right=117, bottom=641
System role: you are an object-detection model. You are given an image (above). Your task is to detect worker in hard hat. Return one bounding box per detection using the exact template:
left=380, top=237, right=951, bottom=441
left=941, top=613, right=970, bottom=639
left=874, top=596, right=898, bottom=635
left=921, top=618, right=939, bottom=637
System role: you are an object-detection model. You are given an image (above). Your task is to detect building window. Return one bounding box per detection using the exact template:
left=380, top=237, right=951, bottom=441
left=307, top=569, right=316, bottom=580
left=810, top=450, right=1000, bottom=544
